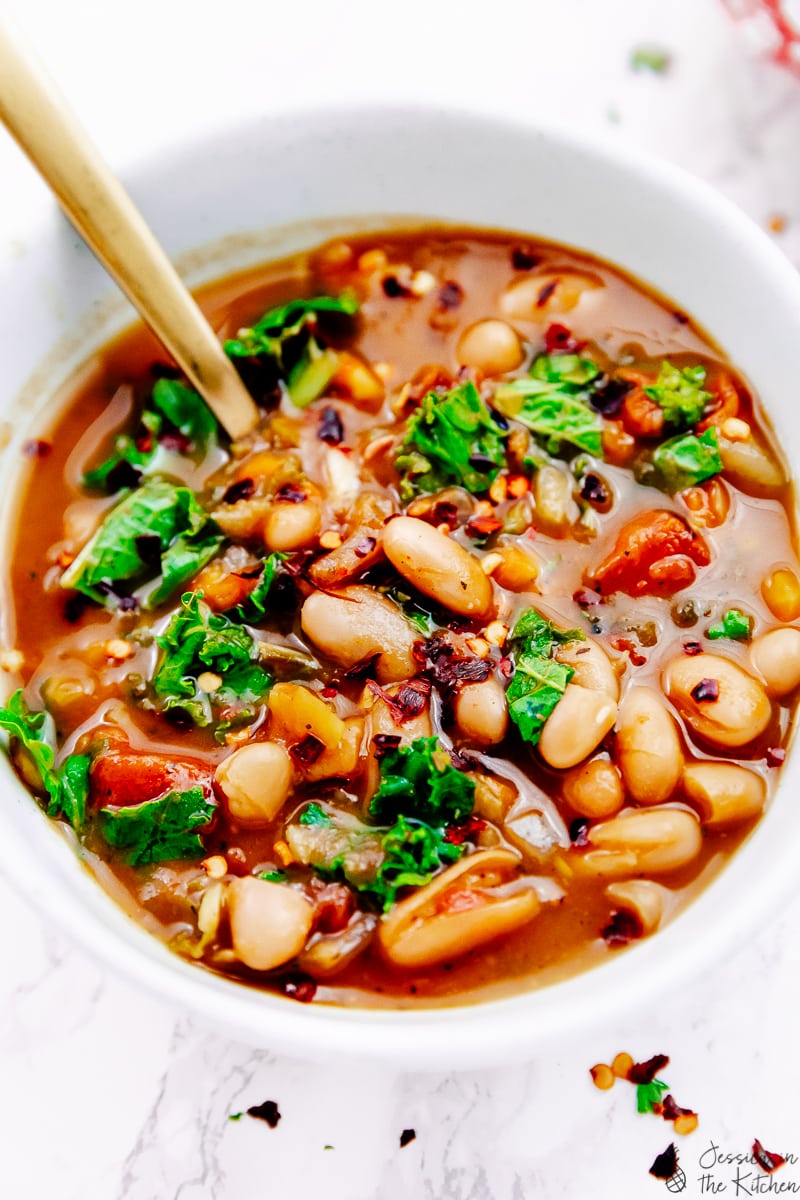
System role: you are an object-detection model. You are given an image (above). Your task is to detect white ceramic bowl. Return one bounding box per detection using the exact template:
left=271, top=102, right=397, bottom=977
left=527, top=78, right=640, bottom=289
left=2, top=106, right=800, bottom=1069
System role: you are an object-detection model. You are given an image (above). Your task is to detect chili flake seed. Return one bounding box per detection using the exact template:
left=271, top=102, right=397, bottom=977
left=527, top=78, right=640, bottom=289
left=766, top=747, right=786, bottom=767
left=484, top=621, right=509, bottom=647
left=466, top=637, right=490, bottom=659
left=590, top=1063, right=615, bottom=1090
left=0, top=649, right=24, bottom=672
left=480, top=552, right=503, bottom=576
left=202, top=855, right=228, bottom=879
left=104, top=638, right=134, bottom=662
left=489, top=476, right=508, bottom=504
left=721, top=417, right=751, bottom=442
left=319, top=530, right=343, bottom=550
left=691, top=678, right=719, bottom=703
left=409, top=270, right=436, bottom=296
left=57, top=550, right=75, bottom=569
left=225, top=728, right=251, bottom=747
left=358, top=248, right=387, bottom=273
left=372, top=361, right=394, bottom=382
left=768, top=213, right=787, bottom=234
left=197, top=671, right=223, bottom=693
left=673, top=1113, right=699, bottom=1137
left=612, top=1052, right=634, bottom=1080
left=507, top=474, right=529, bottom=498
left=273, top=840, right=294, bottom=867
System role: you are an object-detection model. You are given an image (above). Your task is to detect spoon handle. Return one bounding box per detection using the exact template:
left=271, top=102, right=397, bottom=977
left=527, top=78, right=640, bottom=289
left=0, top=15, right=259, bottom=440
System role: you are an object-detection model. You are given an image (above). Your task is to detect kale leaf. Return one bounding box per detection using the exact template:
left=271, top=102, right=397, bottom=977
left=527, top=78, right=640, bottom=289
left=494, top=352, right=604, bottom=458
left=707, top=608, right=751, bottom=641
left=60, top=478, right=223, bottom=609
left=395, top=381, right=507, bottom=500
left=636, top=1079, right=670, bottom=1115
left=152, top=591, right=272, bottom=726
left=369, top=736, right=475, bottom=826
left=506, top=609, right=584, bottom=745
left=222, top=553, right=285, bottom=625
left=0, top=689, right=90, bottom=828
left=99, top=785, right=216, bottom=865
left=365, top=815, right=464, bottom=910
left=649, top=426, right=723, bottom=493
left=645, top=361, right=711, bottom=429
left=83, top=379, right=218, bottom=492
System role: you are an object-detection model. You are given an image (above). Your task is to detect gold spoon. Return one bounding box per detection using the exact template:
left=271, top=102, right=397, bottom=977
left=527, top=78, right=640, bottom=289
left=0, top=13, right=259, bottom=440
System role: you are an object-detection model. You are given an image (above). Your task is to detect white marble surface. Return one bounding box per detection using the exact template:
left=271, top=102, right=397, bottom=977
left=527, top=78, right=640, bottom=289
left=2, top=1, right=800, bottom=1196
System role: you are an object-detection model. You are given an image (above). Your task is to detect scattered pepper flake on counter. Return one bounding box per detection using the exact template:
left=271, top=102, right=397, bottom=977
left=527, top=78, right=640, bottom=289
left=590, top=1051, right=698, bottom=1136
left=752, top=1138, right=787, bottom=1174
left=649, top=1143, right=681, bottom=1182
left=246, top=1100, right=282, bottom=1128
left=400, top=1129, right=417, bottom=1148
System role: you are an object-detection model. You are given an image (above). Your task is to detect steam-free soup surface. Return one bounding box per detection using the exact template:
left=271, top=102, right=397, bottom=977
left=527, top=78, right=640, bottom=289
left=2, top=229, right=798, bottom=1008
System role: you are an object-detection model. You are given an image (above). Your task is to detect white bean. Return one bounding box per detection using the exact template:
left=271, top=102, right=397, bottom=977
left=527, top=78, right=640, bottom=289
left=227, top=877, right=313, bottom=971
left=562, top=758, right=624, bottom=818
left=538, top=683, right=617, bottom=769
left=682, top=762, right=766, bottom=829
left=583, top=806, right=702, bottom=876
left=557, top=638, right=620, bottom=700
left=663, top=653, right=771, bottom=748
left=262, top=495, right=322, bottom=551
left=301, top=586, right=418, bottom=682
left=605, top=880, right=670, bottom=935
left=214, top=742, right=292, bottom=828
left=382, top=516, right=494, bottom=618
left=748, top=628, right=800, bottom=697
left=615, top=687, right=682, bottom=805
left=456, top=319, right=524, bottom=376
left=454, top=676, right=509, bottom=745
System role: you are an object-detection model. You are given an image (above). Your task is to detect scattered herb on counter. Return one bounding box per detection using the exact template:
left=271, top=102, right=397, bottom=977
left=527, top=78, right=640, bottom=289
left=637, top=1078, right=670, bottom=1115
left=630, top=44, right=672, bottom=74
left=0, top=690, right=90, bottom=828
left=99, top=785, right=216, bottom=865
left=395, top=381, right=507, bottom=500
left=590, top=1051, right=698, bottom=1135
left=60, top=478, right=223, bottom=609
left=494, top=352, right=604, bottom=458
left=153, top=592, right=272, bottom=726
left=706, top=608, right=751, bottom=641
left=506, top=609, right=584, bottom=745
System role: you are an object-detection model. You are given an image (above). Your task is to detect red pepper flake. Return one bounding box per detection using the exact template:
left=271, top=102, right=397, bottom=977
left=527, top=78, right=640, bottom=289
left=580, top=472, right=609, bottom=506
left=312, top=881, right=355, bottom=933
left=289, top=734, right=325, bottom=765
left=466, top=515, right=504, bottom=538
left=691, top=678, right=719, bottom=703
left=159, top=431, right=192, bottom=453
left=437, top=280, right=463, bottom=310
left=572, top=588, right=605, bottom=608
left=318, top=405, right=344, bottom=445
left=659, top=1094, right=695, bottom=1122
left=222, top=477, right=255, bottom=504
left=432, top=500, right=460, bottom=528
left=682, top=640, right=703, bottom=656
left=341, top=652, right=381, bottom=679
left=353, top=536, right=377, bottom=558
left=22, top=438, right=51, bottom=458
left=610, top=637, right=647, bottom=667
left=498, top=656, right=514, bottom=679
left=444, top=815, right=488, bottom=845
left=602, top=909, right=643, bottom=946
left=246, top=1100, right=281, bottom=1128
left=399, top=1129, right=416, bottom=1148
left=383, top=275, right=412, bottom=299
left=135, top=433, right=154, bottom=454
left=281, top=975, right=317, bottom=1003
left=226, top=846, right=249, bottom=875
left=536, top=279, right=558, bottom=307
left=511, top=245, right=539, bottom=270
left=421, top=639, right=491, bottom=685
left=320, top=685, right=338, bottom=699
left=372, top=733, right=402, bottom=757
left=766, top=747, right=786, bottom=767
left=649, top=1143, right=679, bottom=1181
left=367, top=678, right=431, bottom=723
left=544, top=323, right=581, bottom=354
left=275, top=482, right=308, bottom=504
left=752, top=1139, right=787, bottom=1174
left=629, top=1054, right=670, bottom=1084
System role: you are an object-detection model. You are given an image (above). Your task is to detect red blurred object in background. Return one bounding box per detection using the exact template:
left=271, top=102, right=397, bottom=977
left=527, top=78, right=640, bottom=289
left=722, top=0, right=800, bottom=72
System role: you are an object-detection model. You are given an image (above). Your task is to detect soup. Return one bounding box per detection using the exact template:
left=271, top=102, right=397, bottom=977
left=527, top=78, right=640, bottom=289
left=2, top=229, right=798, bottom=1009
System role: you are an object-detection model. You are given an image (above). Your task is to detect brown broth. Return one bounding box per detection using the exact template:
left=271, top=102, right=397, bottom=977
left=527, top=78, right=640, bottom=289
left=3, top=228, right=797, bottom=1009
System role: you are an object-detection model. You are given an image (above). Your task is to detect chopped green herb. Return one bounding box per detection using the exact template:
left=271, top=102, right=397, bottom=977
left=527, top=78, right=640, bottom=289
left=299, top=802, right=334, bottom=827
left=369, top=736, right=475, bottom=826
left=395, top=381, right=507, bottom=500
left=229, top=1113, right=243, bottom=1122
left=636, top=1079, right=670, bottom=1114
left=707, top=608, right=751, bottom=641
left=257, top=869, right=288, bottom=882
left=223, top=554, right=285, bottom=625
left=494, top=353, right=603, bottom=458
left=225, top=293, right=359, bottom=358
left=99, top=785, right=216, bottom=865
left=61, top=478, right=223, bottom=609
left=287, top=344, right=341, bottom=408
left=649, top=426, right=723, bottom=493
left=630, top=45, right=672, bottom=74
left=378, top=583, right=435, bottom=635
left=150, top=378, right=218, bottom=448
left=153, top=592, right=272, bottom=727
left=0, top=689, right=90, bottom=828
left=645, top=362, right=710, bottom=429
left=507, top=610, right=584, bottom=745
left=366, top=815, right=464, bottom=910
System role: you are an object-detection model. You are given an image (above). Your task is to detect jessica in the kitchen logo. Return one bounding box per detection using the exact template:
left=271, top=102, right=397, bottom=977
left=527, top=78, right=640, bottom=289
left=689, top=1140, right=798, bottom=1194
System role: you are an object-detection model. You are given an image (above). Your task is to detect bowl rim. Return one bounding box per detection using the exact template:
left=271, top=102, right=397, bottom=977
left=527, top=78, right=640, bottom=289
left=3, top=101, right=800, bottom=1069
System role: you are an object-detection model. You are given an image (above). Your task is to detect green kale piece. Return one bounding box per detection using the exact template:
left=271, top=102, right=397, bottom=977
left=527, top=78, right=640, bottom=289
left=494, top=352, right=603, bottom=458
left=506, top=609, right=584, bottom=745
left=0, top=689, right=90, bottom=828
left=707, top=608, right=752, bottom=641
left=364, top=815, right=464, bottom=911
left=636, top=1079, right=670, bottom=1114
left=649, top=426, right=723, bottom=493
left=152, top=592, right=272, bottom=727
left=368, top=736, right=475, bottom=826
left=99, top=785, right=216, bottom=865
left=395, top=381, right=507, bottom=500
left=60, top=478, right=223, bottom=609
left=299, top=802, right=334, bottom=827
left=222, top=553, right=285, bottom=625
left=645, top=361, right=711, bottom=429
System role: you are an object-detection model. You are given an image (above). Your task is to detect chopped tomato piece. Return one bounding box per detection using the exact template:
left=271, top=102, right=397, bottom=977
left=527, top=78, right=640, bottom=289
left=90, top=752, right=213, bottom=808
left=621, top=387, right=665, bottom=439
left=697, top=371, right=740, bottom=432
left=587, top=510, right=711, bottom=597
